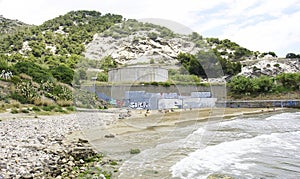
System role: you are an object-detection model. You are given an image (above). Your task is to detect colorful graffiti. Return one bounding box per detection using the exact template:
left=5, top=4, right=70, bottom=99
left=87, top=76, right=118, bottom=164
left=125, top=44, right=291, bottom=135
left=129, top=101, right=149, bottom=109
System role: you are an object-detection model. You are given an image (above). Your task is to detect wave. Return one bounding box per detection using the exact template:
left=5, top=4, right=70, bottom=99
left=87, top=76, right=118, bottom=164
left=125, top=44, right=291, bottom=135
left=171, top=131, right=300, bottom=179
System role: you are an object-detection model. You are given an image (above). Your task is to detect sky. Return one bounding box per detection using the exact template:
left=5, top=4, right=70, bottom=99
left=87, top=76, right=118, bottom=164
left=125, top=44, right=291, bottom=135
left=0, top=0, right=300, bottom=57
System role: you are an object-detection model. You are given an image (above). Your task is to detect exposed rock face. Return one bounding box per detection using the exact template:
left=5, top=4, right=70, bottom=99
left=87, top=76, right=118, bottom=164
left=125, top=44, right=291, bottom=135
left=84, top=31, right=199, bottom=65
left=239, top=58, right=300, bottom=77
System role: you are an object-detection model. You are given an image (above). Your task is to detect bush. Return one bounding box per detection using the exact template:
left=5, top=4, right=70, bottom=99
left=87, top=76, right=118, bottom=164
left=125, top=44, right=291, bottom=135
left=97, top=72, right=108, bottom=82
left=21, top=109, right=30, bottom=113
left=42, top=105, right=56, bottom=111
left=32, top=106, right=41, bottom=111
left=51, top=65, right=74, bottom=85
left=14, top=61, right=54, bottom=83
left=149, top=59, right=155, bottom=64
left=11, top=108, right=19, bottom=114
left=34, top=97, right=55, bottom=106
left=54, top=106, right=66, bottom=113
left=130, top=148, right=140, bottom=154
left=57, top=100, right=73, bottom=107
left=66, top=106, right=76, bottom=111
left=170, top=74, right=201, bottom=83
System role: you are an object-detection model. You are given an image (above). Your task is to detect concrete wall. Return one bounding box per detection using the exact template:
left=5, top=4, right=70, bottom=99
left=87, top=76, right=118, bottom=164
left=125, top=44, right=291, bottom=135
left=108, top=66, right=168, bottom=83
left=217, top=100, right=300, bottom=108
left=158, top=99, right=182, bottom=109
left=93, top=84, right=226, bottom=100
left=182, top=98, right=217, bottom=108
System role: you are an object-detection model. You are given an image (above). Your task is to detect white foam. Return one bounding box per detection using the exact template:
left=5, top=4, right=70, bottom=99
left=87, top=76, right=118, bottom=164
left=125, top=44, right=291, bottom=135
left=171, top=131, right=300, bottom=179
left=265, top=112, right=300, bottom=121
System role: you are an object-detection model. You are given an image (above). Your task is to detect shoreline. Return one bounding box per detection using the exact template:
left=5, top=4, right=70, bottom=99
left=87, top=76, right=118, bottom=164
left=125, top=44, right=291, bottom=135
left=0, top=107, right=289, bottom=178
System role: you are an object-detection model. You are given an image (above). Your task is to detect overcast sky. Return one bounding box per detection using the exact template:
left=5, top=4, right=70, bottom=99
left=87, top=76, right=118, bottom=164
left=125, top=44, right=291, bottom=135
left=1, top=0, right=299, bottom=57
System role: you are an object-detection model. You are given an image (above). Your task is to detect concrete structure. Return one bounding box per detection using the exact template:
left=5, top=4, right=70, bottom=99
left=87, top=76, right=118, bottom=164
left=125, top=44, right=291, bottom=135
left=108, top=66, right=168, bottom=83
left=121, top=90, right=217, bottom=110
left=217, top=100, right=300, bottom=108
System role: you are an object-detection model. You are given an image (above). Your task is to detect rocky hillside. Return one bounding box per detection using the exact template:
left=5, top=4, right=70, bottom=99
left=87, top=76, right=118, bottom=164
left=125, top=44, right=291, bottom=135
left=0, top=15, right=30, bottom=34
left=0, top=10, right=299, bottom=77
left=85, top=19, right=200, bottom=65
left=239, top=57, right=300, bottom=77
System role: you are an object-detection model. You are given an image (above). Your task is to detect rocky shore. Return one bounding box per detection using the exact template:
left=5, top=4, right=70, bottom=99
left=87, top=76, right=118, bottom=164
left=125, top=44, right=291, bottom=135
left=0, top=112, right=120, bottom=179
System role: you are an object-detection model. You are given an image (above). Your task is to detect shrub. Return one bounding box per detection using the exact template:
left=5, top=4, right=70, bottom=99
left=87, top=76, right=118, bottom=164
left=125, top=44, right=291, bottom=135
left=10, top=101, right=21, bottom=108
left=66, top=106, right=76, bottom=111
left=11, top=108, right=19, bottom=114
left=130, top=148, right=140, bottom=154
left=14, top=61, right=54, bottom=83
left=97, top=72, right=108, bottom=82
left=50, top=65, right=74, bottom=85
left=170, top=74, right=201, bottom=83
left=34, top=97, right=54, bottom=106
left=57, top=100, right=73, bottom=107
left=274, top=63, right=280, bottom=68
left=42, top=105, right=56, bottom=111
left=54, top=106, right=65, bottom=113
left=32, top=106, right=41, bottom=111
left=149, top=59, right=155, bottom=64
left=21, top=109, right=30, bottom=113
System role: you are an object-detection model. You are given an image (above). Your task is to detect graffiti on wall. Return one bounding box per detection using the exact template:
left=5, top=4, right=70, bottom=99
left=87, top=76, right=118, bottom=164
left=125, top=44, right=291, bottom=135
left=129, top=101, right=149, bottom=109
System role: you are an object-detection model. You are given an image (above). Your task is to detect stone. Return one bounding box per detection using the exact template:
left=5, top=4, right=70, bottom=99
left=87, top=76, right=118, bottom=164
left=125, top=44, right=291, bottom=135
left=104, top=134, right=115, bottom=138
left=67, top=161, right=75, bottom=166
left=99, top=173, right=106, bottom=179
left=78, top=138, right=89, bottom=143
left=61, top=158, right=67, bottom=163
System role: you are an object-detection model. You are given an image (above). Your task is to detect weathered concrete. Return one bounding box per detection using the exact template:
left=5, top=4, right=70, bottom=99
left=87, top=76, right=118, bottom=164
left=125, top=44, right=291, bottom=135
left=108, top=66, right=168, bottom=83
left=158, top=99, right=182, bottom=109
left=182, top=98, right=217, bottom=108
left=92, top=84, right=226, bottom=100
left=217, top=100, right=300, bottom=108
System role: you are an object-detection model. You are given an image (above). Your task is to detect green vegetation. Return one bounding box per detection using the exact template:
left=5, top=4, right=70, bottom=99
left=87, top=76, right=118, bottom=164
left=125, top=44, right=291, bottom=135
left=102, top=19, right=176, bottom=40
left=177, top=51, right=241, bottom=78
left=1, top=9, right=299, bottom=109
left=0, top=10, right=117, bottom=110
left=50, top=65, right=74, bottom=85
left=259, top=51, right=277, bottom=58
left=205, top=38, right=254, bottom=61
left=130, top=148, right=141, bottom=154
left=286, top=53, right=300, bottom=58
left=228, top=73, right=300, bottom=98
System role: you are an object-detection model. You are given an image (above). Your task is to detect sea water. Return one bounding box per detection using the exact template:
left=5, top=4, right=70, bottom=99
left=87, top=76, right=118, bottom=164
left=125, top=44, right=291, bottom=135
left=116, top=110, right=300, bottom=178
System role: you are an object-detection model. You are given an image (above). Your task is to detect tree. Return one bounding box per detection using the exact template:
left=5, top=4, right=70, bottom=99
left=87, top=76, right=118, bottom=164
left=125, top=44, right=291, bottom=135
left=256, top=76, right=274, bottom=93
left=228, top=76, right=259, bottom=95
left=286, top=53, right=297, bottom=58
left=97, top=72, right=108, bottom=82
left=100, top=56, right=117, bottom=71
left=276, top=73, right=300, bottom=90
left=51, top=65, right=74, bottom=85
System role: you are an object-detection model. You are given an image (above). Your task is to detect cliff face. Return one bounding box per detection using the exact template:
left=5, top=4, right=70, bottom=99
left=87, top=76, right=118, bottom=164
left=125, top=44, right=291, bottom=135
left=239, top=58, right=300, bottom=77
left=85, top=33, right=199, bottom=65
left=84, top=20, right=200, bottom=65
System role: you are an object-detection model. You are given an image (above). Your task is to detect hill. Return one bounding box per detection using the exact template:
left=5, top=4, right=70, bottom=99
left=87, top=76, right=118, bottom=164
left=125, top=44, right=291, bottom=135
left=0, top=15, right=31, bottom=34
left=0, top=10, right=299, bottom=108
